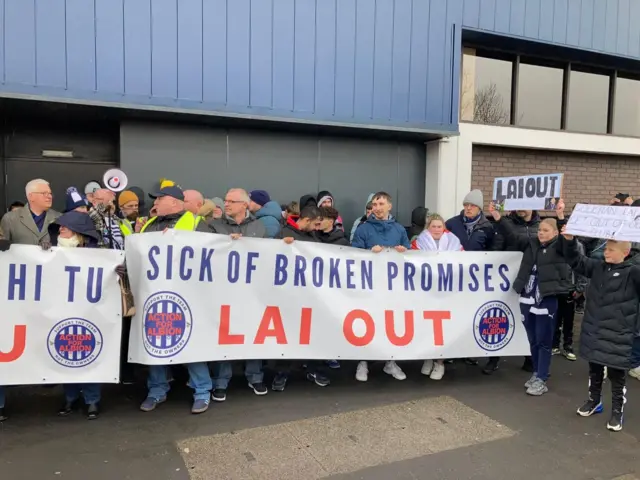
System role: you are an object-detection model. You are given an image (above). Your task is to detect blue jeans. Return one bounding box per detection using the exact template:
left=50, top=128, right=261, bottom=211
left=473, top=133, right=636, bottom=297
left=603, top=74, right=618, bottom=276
left=213, top=361, right=264, bottom=389
left=63, top=384, right=101, bottom=405
left=0, top=386, right=5, bottom=408
left=631, top=336, right=640, bottom=369
left=147, top=363, right=212, bottom=401
left=521, top=298, right=558, bottom=382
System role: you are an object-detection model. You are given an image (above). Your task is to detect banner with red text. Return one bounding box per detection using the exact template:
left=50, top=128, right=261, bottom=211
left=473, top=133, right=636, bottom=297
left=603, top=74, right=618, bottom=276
left=0, top=245, right=124, bottom=385
left=126, top=232, right=529, bottom=364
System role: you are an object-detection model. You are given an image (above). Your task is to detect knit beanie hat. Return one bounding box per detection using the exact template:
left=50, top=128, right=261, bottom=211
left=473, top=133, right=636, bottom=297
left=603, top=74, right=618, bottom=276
left=118, top=190, right=138, bottom=207
left=249, top=190, right=271, bottom=207
left=463, top=189, right=484, bottom=209
left=211, top=197, right=224, bottom=209
left=64, top=187, right=89, bottom=213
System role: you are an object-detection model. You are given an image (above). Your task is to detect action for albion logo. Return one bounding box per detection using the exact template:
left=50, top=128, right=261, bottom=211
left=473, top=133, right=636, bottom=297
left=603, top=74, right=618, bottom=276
left=473, top=301, right=516, bottom=352
left=47, top=318, right=103, bottom=368
left=142, top=291, right=193, bottom=358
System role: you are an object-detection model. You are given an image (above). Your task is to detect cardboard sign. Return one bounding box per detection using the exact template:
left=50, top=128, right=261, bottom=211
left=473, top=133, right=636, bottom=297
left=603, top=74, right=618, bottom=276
left=566, top=204, right=640, bottom=241
left=492, top=173, right=563, bottom=211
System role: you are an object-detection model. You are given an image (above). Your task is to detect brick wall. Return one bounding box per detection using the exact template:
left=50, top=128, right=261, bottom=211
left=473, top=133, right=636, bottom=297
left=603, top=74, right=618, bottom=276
left=471, top=146, right=640, bottom=212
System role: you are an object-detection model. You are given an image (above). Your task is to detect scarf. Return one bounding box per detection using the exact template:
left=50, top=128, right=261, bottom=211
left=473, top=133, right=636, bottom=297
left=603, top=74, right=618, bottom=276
left=412, top=231, right=463, bottom=251
left=462, top=213, right=482, bottom=237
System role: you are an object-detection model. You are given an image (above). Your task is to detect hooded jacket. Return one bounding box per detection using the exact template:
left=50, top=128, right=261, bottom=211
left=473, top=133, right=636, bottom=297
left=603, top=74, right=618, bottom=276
left=492, top=211, right=541, bottom=251
left=318, top=227, right=350, bottom=246
left=445, top=211, right=494, bottom=251
left=316, top=190, right=344, bottom=231
left=279, top=216, right=319, bottom=242
left=351, top=215, right=410, bottom=249
left=299, top=194, right=317, bottom=210
left=564, top=238, right=640, bottom=369
left=49, top=211, right=100, bottom=248
left=497, top=218, right=572, bottom=298
left=255, top=201, right=282, bottom=238
left=407, top=206, right=428, bottom=241
left=210, top=212, right=267, bottom=238
left=350, top=193, right=375, bottom=243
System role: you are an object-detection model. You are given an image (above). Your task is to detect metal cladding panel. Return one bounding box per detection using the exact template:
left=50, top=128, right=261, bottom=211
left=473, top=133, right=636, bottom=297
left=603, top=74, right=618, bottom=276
left=1, top=0, right=640, bottom=132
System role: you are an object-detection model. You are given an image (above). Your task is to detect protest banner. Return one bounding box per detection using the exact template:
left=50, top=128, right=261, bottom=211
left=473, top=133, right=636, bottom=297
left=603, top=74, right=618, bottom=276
left=0, top=246, right=124, bottom=385
left=493, top=173, right=563, bottom=211
left=566, top=203, right=640, bottom=241
left=126, top=232, right=530, bottom=364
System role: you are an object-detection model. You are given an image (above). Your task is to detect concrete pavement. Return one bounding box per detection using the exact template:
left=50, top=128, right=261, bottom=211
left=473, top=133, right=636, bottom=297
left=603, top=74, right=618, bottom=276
left=0, top=356, right=638, bottom=480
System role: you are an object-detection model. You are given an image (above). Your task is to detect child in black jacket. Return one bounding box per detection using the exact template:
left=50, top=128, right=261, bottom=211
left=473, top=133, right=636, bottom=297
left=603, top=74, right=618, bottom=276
left=561, top=228, right=640, bottom=432
left=489, top=201, right=570, bottom=397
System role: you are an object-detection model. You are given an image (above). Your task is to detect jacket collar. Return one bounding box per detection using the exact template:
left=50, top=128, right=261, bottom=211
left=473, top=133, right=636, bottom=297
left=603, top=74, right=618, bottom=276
left=19, top=205, right=56, bottom=238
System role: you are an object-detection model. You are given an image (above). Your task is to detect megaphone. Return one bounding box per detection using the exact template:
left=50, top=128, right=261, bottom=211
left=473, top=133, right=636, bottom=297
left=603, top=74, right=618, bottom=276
left=103, top=168, right=128, bottom=192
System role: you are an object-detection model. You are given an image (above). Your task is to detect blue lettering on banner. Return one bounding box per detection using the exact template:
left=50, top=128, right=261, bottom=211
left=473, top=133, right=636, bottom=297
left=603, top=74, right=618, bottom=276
left=34, top=264, right=42, bottom=301
left=498, top=264, right=511, bottom=291
left=387, top=262, right=398, bottom=290
left=228, top=251, right=240, bottom=283
left=361, top=261, right=373, bottom=290
left=312, top=257, right=323, bottom=287
left=468, top=264, right=480, bottom=291
left=8, top=263, right=26, bottom=300
left=147, top=246, right=160, bottom=280
left=404, top=262, right=416, bottom=291
left=438, top=263, right=453, bottom=291
left=65, top=265, right=81, bottom=302
left=246, top=252, right=259, bottom=283
left=274, top=254, right=287, bottom=286
left=294, top=255, right=307, bottom=287
left=484, top=264, right=495, bottom=292
left=329, top=258, right=341, bottom=288
left=86, top=267, right=103, bottom=303
left=345, top=259, right=356, bottom=289
left=166, top=245, right=174, bottom=279
left=421, top=263, right=432, bottom=291
left=199, top=248, right=214, bottom=282
left=180, top=247, right=194, bottom=280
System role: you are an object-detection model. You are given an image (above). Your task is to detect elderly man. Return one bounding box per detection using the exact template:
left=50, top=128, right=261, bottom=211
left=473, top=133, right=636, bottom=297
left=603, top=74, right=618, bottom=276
left=139, top=185, right=213, bottom=414
left=209, top=188, right=267, bottom=400
left=184, top=189, right=205, bottom=216
left=0, top=178, right=60, bottom=421
left=1, top=178, right=60, bottom=245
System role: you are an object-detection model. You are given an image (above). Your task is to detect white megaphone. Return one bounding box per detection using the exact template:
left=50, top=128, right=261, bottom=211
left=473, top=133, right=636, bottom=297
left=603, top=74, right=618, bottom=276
left=103, top=168, right=128, bottom=192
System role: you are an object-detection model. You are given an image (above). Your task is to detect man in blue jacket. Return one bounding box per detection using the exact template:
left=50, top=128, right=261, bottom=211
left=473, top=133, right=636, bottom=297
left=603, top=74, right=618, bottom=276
left=351, top=192, right=410, bottom=382
left=249, top=190, right=282, bottom=238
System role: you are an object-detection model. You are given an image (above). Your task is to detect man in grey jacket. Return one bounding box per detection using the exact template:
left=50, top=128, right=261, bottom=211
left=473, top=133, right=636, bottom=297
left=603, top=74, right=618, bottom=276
left=208, top=188, right=268, bottom=401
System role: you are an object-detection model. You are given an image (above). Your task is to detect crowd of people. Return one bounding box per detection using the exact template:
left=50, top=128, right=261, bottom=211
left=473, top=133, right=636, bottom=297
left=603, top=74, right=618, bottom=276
left=0, top=178, right=638, bottom=433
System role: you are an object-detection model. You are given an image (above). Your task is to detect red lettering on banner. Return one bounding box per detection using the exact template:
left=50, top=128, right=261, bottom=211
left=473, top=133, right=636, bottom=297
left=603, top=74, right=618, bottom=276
left=384, top=311, right=414, bottom=346
left=343, top=310, right=375, bottom=347
left=299, top=308, right=312, bottom=345
left=423, top=311, right=450, bottom=346
left=254, top=306, right=288, bottom=344
left=0, top=325, right=27, bottom=362
left=218, top=305, right=245, bottom=345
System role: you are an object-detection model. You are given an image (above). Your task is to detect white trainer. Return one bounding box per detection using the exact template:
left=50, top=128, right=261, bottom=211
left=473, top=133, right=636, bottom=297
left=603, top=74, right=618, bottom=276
left=421, top=360, right=434, bottom=376
left=355, top=361, right=369, bottom=382
left=430, top=362, right=445, bottom=380
left=383, top=360, right=406, bottom=380
left=629, top=366, right=640, bottom=380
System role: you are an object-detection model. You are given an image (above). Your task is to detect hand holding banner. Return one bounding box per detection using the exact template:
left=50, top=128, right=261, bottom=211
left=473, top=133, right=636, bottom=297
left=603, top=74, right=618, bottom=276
left=126, top=231, right=529, bottom=364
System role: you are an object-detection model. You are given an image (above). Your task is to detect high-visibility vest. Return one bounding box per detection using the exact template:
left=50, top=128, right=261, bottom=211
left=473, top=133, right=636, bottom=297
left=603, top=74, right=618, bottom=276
left=119, top=219, right=134, bottom=236
left=140, top=212, right=202, bottom=233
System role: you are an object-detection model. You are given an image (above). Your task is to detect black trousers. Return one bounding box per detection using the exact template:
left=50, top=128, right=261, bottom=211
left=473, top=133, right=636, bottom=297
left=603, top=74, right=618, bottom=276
left=553, top=293, right=575, bottom=349
left=120, top=316, right=136, bottom=382
left=588, top=362, right=627, bottom=412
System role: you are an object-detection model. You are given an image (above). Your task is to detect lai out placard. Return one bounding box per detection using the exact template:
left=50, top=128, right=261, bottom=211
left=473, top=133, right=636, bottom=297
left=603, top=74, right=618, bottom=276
left=492, top=173, right=563, bottom=211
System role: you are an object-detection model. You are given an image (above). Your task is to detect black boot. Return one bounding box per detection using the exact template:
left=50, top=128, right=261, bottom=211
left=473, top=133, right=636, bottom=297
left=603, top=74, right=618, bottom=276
left=521, top=356, right=534, bottom=372
left=87, top=403, right=100, bottom=420
left=58, top=399, right=80, bottom=417
left=0, top=407, right=7, bottom=422
left=482, top=357, right=500, bottom=375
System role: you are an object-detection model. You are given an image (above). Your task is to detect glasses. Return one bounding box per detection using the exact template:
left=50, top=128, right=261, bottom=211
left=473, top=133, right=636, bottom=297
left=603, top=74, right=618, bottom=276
left=32, top=192, right=53, bottom=197
left=224, top=199, right=245, bottom=204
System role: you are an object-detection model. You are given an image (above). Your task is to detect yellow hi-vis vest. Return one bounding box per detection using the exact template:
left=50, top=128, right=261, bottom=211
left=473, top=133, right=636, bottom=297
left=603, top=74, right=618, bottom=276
left=119, top=219, right=134, bottom=237
left=140, top=211, right=202, bottom=233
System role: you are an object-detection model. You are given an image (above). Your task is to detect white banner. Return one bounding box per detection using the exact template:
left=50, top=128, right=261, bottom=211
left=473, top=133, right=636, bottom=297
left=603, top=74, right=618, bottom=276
left=0, top=246, right=124, bottom=385
left=493, top=173, right=563, bottom=211
left=566, top=203, right=640, bottom=241
left=126, top=232, right=529, bottom=364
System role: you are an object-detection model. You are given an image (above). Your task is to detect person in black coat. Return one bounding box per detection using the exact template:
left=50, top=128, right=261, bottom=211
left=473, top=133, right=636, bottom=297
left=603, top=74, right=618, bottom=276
left=317, top=206, right=349, bottom=246
left=445, top=190, right=494, bottom=252
left=489, top=201, right=570, bottom=397
left=562, top=229, right=640, bottom=432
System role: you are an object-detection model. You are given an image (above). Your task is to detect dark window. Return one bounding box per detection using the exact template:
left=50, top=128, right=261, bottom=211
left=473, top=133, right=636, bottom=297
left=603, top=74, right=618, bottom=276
left=567, top=70, right=609, bottom=134
left=460, top=49, right=512, bottom=125
left=517, top=63, right=563, bottom=129
left=613, top=77, right=640, bottom=137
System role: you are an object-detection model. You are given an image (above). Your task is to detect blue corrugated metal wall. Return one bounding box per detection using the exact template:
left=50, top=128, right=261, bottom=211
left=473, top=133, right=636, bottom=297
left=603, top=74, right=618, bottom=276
left=0, top=0, right=639, bottom=133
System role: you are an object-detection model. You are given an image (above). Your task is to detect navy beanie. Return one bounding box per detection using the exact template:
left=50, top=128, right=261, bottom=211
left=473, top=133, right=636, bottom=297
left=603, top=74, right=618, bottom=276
left=249, top=190, right=271, bottom=207
left=64, top=187, right=89, bottom=213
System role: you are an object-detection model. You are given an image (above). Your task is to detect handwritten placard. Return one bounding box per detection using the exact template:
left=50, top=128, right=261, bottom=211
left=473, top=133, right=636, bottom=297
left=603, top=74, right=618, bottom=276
left=566, top=204, right=640, bottom=241
left=492, top=173, right=563, bottom=211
